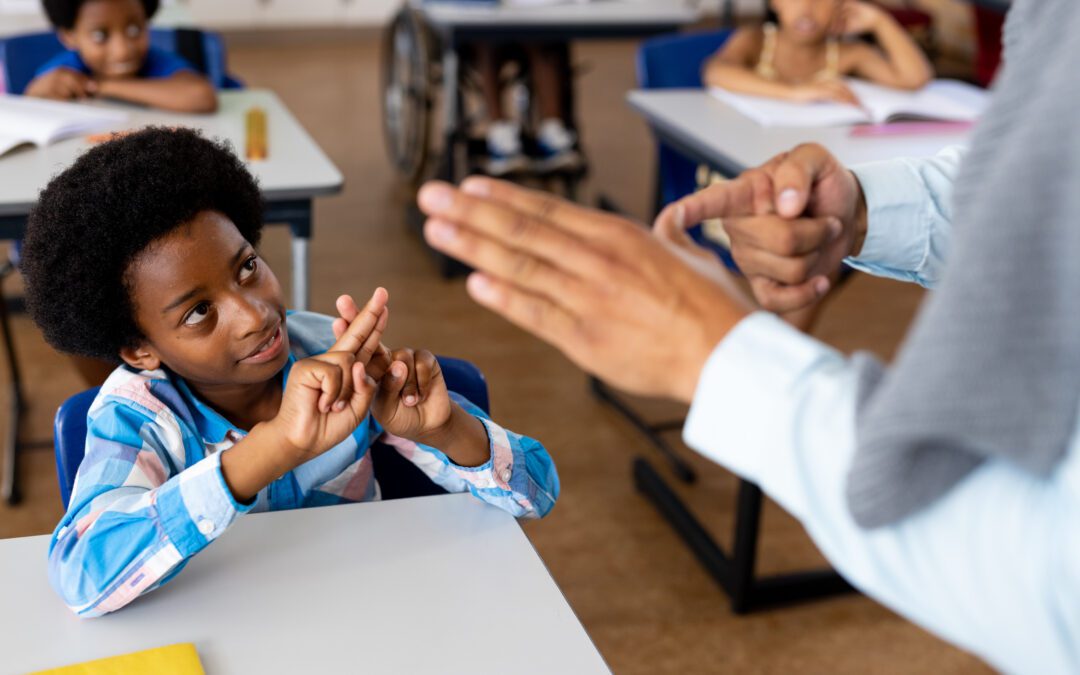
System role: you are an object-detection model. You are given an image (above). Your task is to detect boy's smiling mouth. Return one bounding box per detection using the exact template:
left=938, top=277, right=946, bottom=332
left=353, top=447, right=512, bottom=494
left=239, top=323, right=285, bottom=365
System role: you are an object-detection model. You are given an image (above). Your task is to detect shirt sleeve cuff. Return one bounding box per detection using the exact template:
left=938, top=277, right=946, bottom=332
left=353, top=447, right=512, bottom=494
left=683, top=312, right=843, bottom=489
left=155, top=452, right=253, bottom=559
left=847, top=158, right=931, bottom=275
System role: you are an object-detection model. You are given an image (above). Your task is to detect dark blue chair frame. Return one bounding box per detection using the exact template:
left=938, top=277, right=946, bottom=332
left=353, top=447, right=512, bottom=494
left=591, top=30, right=854, bottom=614
left=53, top=356, right=488, bottom=509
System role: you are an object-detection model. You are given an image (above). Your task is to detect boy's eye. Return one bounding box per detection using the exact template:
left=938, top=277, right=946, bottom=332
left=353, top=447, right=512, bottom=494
left=183, top=302, right=211, bottom=326
left=125, top=23, right=142, bottom=39
left=239, top=255, right=258, bottom=281
left=90, top=30, right=107, bottom=44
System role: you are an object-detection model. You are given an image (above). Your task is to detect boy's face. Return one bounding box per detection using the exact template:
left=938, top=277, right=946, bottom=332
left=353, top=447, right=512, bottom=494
left=59, top=0, right=150, bottom=80
left=121, top=210, right=291, bottom=389
left=771, top=0, right=840, bottom=44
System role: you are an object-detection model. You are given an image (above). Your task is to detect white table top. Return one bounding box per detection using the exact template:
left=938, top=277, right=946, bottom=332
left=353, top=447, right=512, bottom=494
left=0, top=494, right=609, bottom=675
left=628, top=88, right=972, bottom=176
left=0, top=89, right=343, bottom=216
left=420, top=1, right=701, bottom=29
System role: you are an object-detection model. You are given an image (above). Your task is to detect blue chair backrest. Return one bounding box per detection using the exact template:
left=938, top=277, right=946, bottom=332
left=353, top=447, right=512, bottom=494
left=0, top=28, right=242, bottom=96
left=53, top=355, right=490, bottom=508
left=636, top=30, right=733, bottom=211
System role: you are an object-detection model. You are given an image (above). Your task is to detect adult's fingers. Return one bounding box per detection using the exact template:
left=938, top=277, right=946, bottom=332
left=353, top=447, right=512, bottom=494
left=419, top=181, right=614, bottom=282
left=730, top=245, right=823, bottom=286
left=424, top=217, right=595, bottom=313
left=749, top=276, right=830, bottom=314
left=653, top=170, right=770, bottom=238
left=465, top=273, right=587, bottom=367
left=723, top=214, right=841, bottom=257
left=770, top=144, right=840, bottom=218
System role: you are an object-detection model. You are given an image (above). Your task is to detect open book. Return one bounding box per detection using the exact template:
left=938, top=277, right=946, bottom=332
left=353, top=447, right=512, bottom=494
left=709, top=79, right=989, bottom=128
left=0, top=95, right=127, bottom=157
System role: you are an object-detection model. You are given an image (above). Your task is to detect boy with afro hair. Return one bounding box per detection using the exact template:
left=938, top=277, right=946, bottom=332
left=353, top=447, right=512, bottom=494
left=25, top=0, right=216, bottom=112
left=23, top=127, right=558, bottom=617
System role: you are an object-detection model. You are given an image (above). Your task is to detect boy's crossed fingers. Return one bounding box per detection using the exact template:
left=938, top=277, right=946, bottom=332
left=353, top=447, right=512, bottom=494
left=330, top=287, right=393, bottom=377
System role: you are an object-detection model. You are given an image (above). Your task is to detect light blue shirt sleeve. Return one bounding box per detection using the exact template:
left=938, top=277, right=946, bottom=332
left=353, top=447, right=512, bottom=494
left=844, top=146, right=965, bottom=288
left=684, top=312, right=1080, bottom=674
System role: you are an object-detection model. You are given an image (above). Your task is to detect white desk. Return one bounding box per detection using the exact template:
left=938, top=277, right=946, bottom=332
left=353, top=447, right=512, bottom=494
left=0, top=89, right=341, bottom=310
left=420, top=1, right=701, bottom=31
left=628, top=88, right=972, bottom=178
left=0, top=494, right=609, bottom=674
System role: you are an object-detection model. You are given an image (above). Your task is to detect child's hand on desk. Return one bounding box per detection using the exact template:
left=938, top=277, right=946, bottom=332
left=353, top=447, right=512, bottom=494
left=373, top=349, right=491, bottom=467
left=269, top=289, right=390, bottom=462
left=793, top=80, right=861, bottom=106
left=24, top=68, right=97, bottom=101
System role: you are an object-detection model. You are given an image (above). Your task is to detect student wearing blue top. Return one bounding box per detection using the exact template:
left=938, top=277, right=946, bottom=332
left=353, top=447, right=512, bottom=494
left=20, top=127, right=559, bottom=618
left=24, top=0, right=216, bottom=112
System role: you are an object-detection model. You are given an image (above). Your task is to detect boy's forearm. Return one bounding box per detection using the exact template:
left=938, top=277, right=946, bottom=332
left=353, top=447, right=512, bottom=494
left=219, top=423, right=298, bottom=503
left=415, top=404, right=491, bottom=468
left=96, top=76, right=218, bottom=113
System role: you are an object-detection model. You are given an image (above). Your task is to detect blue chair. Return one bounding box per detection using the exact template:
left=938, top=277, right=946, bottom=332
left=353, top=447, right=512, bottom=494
left=0, top=27, right=243, bottom=95
left=636, top=30, right=732, bottom=214
left=53, top=356, right=490, bottom=508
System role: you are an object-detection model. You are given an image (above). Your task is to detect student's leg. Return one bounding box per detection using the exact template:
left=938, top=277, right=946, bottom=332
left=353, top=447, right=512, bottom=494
left=475, top=44, right=526, bottom=176
left=526, top=43, right=580, bottom=171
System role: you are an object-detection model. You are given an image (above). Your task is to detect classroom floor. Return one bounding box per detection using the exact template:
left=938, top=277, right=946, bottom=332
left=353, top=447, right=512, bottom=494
left=0, top=33, right=992, bottom=674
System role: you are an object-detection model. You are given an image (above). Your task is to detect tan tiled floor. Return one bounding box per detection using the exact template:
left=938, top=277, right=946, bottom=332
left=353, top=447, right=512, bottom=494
left=0, top=33, right=990, bottom=674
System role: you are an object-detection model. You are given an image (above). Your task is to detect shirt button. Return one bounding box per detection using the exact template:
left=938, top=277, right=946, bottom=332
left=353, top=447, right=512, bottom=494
left=500, top=468, right=512, bottom=483
left=197, top=519, right=215, bottom=536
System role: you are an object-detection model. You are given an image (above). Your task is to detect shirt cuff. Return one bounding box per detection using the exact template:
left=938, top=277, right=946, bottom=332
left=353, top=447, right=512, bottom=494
left=154, top=452, right=253, bottom=559
left=683, top=312, right=842, bottom=499
left=847, top=158, right=930, bottom=276
left=444, top=417, right=515, bottom=491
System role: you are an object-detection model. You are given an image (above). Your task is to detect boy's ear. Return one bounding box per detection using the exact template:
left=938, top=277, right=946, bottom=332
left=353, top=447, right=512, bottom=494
left=57, top=29, right=78, bottom=51
left=119, top=343, right=162, bottom=372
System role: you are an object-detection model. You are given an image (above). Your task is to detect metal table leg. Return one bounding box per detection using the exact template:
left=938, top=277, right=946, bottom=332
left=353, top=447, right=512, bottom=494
left=264, top=199, right=313, bottom=311
left=0, top=269, right=23, bottom=505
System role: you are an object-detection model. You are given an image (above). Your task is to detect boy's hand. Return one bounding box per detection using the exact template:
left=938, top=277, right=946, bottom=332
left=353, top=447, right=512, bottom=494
left=373, top=348, right=492, bottom=467
left=332, top=291, right=394, bottom=380
left=24, top=68, right=97, bottom=101
left=268, top=288, right=390, bottom=463
left=371, top=348, right=452, bottom=440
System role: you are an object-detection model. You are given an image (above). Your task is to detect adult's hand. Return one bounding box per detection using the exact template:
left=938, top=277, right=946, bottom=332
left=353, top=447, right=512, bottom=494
left=418, top=178, right=753, bottom=404
left=655, top=143, right=869, bottom=314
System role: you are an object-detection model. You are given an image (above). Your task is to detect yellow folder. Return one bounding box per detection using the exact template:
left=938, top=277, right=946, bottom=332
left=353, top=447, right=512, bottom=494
left=28, top=643, right=204, bottom=675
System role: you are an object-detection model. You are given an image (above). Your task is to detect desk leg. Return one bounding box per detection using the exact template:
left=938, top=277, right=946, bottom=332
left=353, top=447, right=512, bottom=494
left=633, top=457, right=855, bottom=613
left=0, top=278, right=23, bottom=505
left=264, top=200, right=313, bottom=312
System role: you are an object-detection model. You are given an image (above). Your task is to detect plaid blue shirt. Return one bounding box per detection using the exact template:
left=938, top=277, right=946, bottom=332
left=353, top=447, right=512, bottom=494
left=48, top=312, right=559, bottom=618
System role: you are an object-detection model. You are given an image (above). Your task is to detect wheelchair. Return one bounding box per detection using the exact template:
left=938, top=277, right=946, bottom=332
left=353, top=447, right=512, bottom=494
left=380, top=2, right=587, bottom=194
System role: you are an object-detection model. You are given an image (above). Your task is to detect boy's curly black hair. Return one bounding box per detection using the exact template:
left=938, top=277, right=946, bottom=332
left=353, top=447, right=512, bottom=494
left=43, top=0, right=160, bottom=30
left=22, top=127, right=264, bottom=363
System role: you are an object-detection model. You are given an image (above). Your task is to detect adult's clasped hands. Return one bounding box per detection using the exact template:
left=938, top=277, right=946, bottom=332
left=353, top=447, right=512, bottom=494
left=418, top=143, right=868, bottom=405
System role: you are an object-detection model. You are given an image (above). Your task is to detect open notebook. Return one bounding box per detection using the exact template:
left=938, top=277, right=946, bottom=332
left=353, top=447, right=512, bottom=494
left=710, top=79, right=989, bottom=128
left=0, top=95, right=127, bottom=157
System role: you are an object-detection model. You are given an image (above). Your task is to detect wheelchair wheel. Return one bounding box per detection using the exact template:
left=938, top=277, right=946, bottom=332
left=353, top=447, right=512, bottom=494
left=381, top=7, right=434, bottom=185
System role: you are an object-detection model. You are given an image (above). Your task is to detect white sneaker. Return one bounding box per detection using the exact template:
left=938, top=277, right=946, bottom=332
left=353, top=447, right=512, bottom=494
left=534, top=118, right=582, bottom=172
left=484, top=120, right=528, bottom=176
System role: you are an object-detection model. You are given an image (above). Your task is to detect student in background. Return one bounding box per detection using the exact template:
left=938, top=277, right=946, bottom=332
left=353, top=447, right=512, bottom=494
left=475, top=43, right=580, bottom=176
left=24, top=0, right=216, bottom=112
left=704, top=0, right=932, bottom=105
left=22, top=128, right=559, bottom=618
